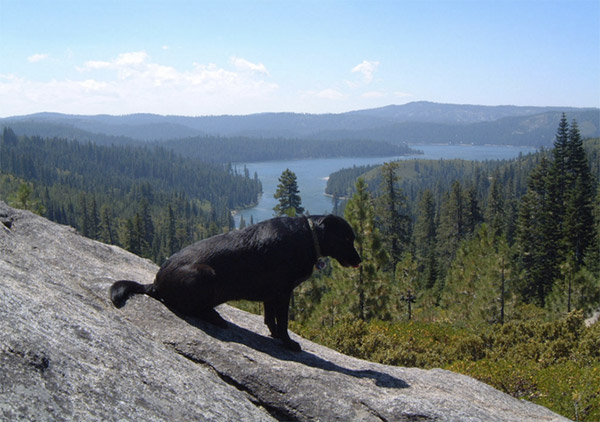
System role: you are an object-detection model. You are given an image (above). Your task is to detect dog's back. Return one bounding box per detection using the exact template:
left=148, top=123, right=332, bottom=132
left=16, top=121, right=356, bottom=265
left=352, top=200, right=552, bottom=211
left=154, top=217, right=316, bottom=304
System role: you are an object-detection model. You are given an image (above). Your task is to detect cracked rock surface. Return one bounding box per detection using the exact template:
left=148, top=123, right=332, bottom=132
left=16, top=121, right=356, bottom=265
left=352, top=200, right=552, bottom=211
left=0, top=202, right=568, bottom=421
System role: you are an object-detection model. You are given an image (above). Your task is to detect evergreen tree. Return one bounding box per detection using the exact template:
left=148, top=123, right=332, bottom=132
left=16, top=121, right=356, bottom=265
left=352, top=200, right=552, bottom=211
left=342, top=177, right=388, bottom=321
left=132, top=212, right=146, bottom=256
left=546, top=256, right=600, bottom=315
left=436, top=181, right=467, bottom=277
left=517, top=117, right=598, bottom=308
left=2, top=127, right=19, bottom=145
left=98, top=205, right=115, bottom=244
left=545, top=114, right=570, bottom=257
left=463, top=184, right=483, bottom=236
left=377, top=162, right=410, bottom=276
left=165, top=204, right=177, bottom=257
left=17, top=183, right=32, bottom=209
left=121, top=219, right=137, bottom=255
left=78, top=194, right=91, bottom=237
left=485, top=173, right=505, bottom=238
left=516, top=156, right=556, bottom=306
left=414, top=189, right=437, bottom=289
left=89, top=196, right=100, bottom=240
left=273, top=169, right=304, bottom=216
left=440, top=224, right=513, bottom=325
left=139, top=199, right=155, bottom=256
left=563, top=120, right=596, bottom=266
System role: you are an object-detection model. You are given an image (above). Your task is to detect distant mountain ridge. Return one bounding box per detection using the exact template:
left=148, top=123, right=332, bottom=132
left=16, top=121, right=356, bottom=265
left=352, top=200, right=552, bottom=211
left=2, top=101, right=598, bottom=147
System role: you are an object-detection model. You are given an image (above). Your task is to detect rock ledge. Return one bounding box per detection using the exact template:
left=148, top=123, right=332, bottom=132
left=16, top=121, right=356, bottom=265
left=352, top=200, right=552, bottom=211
left=0, top=202, right=568, bottom=421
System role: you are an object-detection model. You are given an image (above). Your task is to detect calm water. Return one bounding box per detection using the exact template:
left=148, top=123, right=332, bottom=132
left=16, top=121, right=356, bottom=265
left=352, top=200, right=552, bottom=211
left=233, top=144, right=535, bottom=227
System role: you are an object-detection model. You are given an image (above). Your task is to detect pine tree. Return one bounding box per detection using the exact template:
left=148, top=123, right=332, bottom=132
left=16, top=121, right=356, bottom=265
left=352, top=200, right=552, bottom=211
left=139, top=199, right=155, bottom=256
left=273, top=169, right=304, bottom=216
left=121, top=219, right=137, bottom=255
left=98, top=205, right=115, bottom=244
left=16, top=183, right=32, bottom=209
left=546, top=114, right=570, bottom=256
left=563, top=120, right=596, bottom=266
left=440, top=224, right=513, bottom=325
left=78, top=194, right=91, bottom=237
left=517, top=117, right=598, bottom=308
left=132, top=212, right=145, bottom=256
left=436, top=181, right=467, bottom=276
left=485, top=172, right=505, bottom=238
left=463, top=184, right=483, bottom=235
left=2, top=127, right=18, bottom=145
left=546, top=256, right=600, bottom=315
left=89, top=196, right=100, bottom=240
left=516, top=156, right=556, bottom=306
left=342, top=177, right=388, bottom=321
left=165, top=204, right=177, bottom=257
left=377, top=162, right=410, bottom=276
left=414, top=189, right=437, bottom=289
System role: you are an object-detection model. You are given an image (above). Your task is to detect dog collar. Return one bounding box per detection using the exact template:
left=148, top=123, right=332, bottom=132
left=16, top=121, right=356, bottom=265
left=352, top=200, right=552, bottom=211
left=307, top=218, right=322, bottom=261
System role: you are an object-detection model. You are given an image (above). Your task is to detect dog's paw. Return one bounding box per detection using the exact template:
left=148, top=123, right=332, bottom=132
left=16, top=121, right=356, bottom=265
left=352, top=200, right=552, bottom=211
left=282, top=339, right=302, bottom=352
left=200, top=309, right=229, bottom=328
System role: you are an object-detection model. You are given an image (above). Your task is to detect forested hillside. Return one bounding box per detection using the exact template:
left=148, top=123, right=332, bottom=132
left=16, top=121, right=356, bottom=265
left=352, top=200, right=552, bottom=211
left=156, top=135, right=416, bottom=163
left=3, top=102, right=598, bottom=147
left=240, top=115, right=600, bottom=420
left=0, top=127, right=262, bottom=263
left=2, top=120, right=418, bottom=162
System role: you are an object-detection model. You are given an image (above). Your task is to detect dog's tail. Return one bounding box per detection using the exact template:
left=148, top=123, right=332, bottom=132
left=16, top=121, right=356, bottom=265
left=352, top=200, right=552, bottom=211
left=110, top=280, right=156, bottom=308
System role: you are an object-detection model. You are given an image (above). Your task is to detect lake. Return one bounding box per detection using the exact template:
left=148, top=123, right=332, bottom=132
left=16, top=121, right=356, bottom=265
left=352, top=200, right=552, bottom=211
left=233, top=144, right=536, bottom=227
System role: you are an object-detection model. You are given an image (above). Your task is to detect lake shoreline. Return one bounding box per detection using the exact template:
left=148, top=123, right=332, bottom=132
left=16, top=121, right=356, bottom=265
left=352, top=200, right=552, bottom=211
left=232, top=144, right=537, bottom=227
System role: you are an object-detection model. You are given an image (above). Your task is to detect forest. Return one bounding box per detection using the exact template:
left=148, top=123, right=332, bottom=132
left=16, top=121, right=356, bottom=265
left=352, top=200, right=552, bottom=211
left=156, top=135, right=417, bottom=163
left=242, top=115, right=600, bottom=421
left=0, top=127, right=262, bottom=263
left=1, top=114, right=599, bottom=420
left=2, top=119, right=419, bottom=163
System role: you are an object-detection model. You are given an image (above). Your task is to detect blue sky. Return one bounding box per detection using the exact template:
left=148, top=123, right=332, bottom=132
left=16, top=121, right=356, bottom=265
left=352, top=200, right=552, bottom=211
left=1, top=0, right=598, bottom=116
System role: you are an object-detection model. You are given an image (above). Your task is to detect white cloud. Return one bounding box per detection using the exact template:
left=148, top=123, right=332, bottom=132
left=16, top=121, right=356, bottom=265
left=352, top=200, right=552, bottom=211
left=351, top=60, right=380, bottom=83
left=83, top=51, right=149, bottom=73
left=230, top=56, right=270, bottom=75
left=28, top=54, right=49, bottom=63
left=1, top=52, right=279, bottom=116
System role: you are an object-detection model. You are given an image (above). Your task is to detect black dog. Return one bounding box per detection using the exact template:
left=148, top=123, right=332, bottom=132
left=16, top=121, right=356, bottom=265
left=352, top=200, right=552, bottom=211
left=110, top=215, right=361, bottom=351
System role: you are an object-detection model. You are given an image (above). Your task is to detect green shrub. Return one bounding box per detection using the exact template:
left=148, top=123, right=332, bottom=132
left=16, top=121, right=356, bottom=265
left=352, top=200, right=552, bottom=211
left=291, top=312, right=600, bottom=420
left=535, top=361, right=600, bottom=422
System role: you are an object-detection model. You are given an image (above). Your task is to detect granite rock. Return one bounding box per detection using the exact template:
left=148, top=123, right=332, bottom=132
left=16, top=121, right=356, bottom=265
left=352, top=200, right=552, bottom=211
left=0, top=202, right=569, bottom=421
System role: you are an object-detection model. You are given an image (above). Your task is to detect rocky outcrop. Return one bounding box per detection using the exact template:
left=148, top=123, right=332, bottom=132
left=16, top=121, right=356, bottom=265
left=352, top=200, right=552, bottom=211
left=0, top=202, right=568, bottom=421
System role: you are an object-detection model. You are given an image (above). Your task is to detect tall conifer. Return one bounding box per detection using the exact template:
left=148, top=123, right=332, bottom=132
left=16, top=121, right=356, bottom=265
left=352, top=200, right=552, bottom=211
left=563, top=120, right=596, bottom=266
left=273, top=169, right=304, bottom=216
left=414, top=189, right=437, bottom=289
left=343, top=178, right=388, bottom=321
left=377, top=162, right=410, bottom=276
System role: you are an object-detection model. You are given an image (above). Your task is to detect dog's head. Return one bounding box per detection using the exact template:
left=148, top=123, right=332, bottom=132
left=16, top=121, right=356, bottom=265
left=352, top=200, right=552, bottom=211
left=317, top=215, right=361, bottom=268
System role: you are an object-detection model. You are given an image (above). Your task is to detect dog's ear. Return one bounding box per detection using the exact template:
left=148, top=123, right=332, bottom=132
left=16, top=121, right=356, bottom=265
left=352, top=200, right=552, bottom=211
left=323, top=214, right=336, bottom=222
left=320, top=214, right=337, bottom=227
